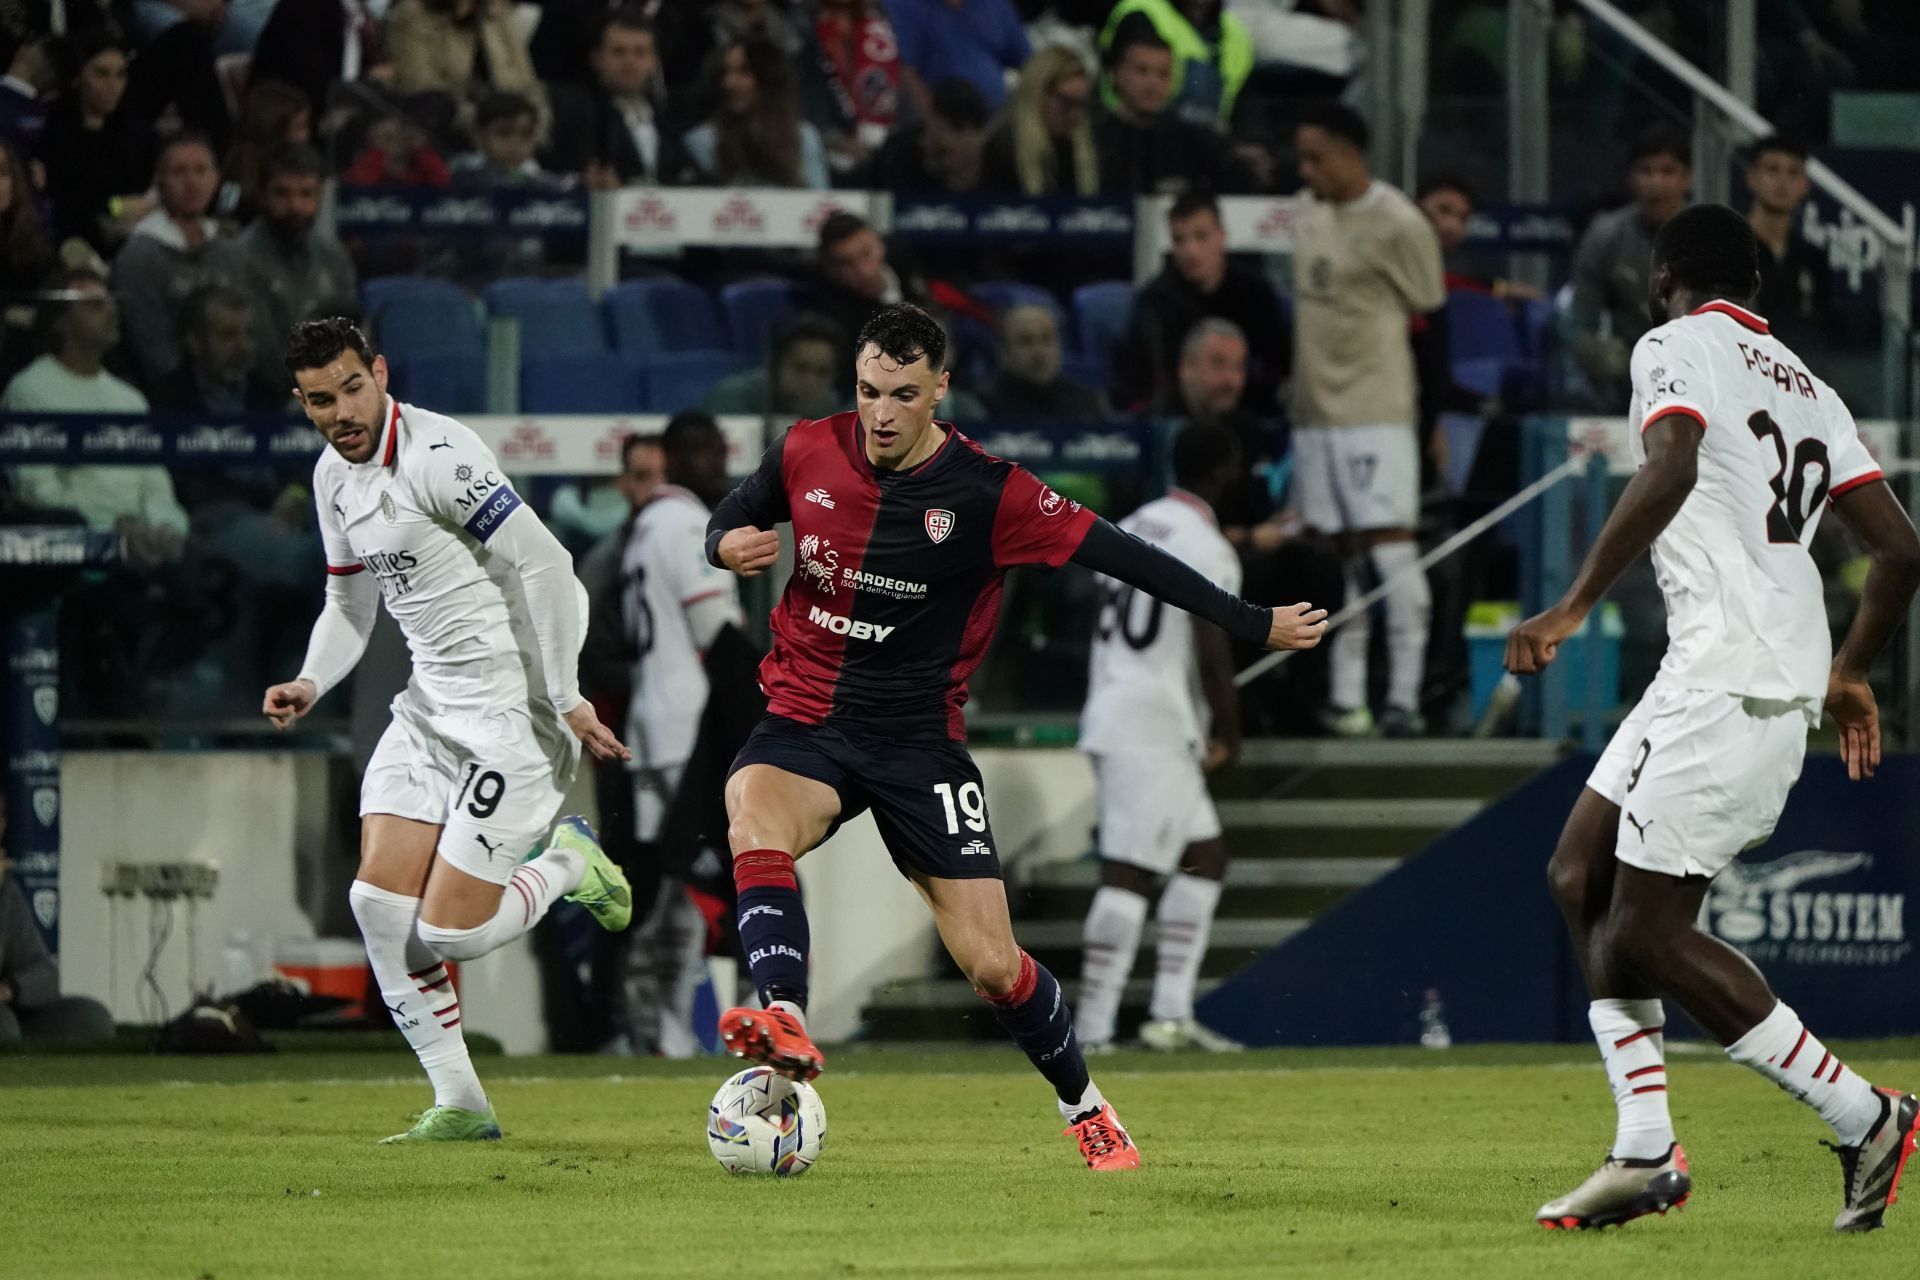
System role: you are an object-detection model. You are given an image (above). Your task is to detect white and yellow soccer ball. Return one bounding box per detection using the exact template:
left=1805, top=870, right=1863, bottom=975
left=706, top=1065, right=827, bottom=1176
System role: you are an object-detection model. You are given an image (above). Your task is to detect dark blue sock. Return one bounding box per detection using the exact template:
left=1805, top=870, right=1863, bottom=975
left=983, top=951, right=1091, bottom=1105
left=734, top=850, right=809, bottom=1010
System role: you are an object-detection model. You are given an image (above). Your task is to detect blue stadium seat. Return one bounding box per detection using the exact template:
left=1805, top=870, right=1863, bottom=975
left=605, top=277, right=726, bottom=359
left=387, top=350, right=487, bottom=414
left=362, top=277, right=482, bottom=358
left=719, top=278, right=800, bottom=362
left=638, top=351, right=747, bottom=414
left=1444, top=289, right=1524, bottom=365
left=971, top=281, right=1065, bottom=327
left=485, top=278, right=609, bottom=360
left=519, top=353, right=640, bottom=413
left=1518, top=297, right=1553, bottom=359
left=1070, top=281, right=1134, bottom=387
left=1451, top=356, right=1508, bottom=398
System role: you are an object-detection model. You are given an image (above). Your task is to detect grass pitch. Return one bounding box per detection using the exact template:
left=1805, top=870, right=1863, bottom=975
left=3, top=1041, right=1917, bottom=1280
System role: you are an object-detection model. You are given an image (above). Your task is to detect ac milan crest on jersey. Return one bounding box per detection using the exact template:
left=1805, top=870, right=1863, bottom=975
left=924, top=508, right=955, bottom=543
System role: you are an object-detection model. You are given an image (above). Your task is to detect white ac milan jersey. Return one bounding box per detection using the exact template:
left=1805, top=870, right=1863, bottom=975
left=1628, top=302, right=1881, bottom=714
left=1079, top=491, right=1241, bottom=755
left=620, top=485, right=741, bottom=768
left=313, top=397, right=586, bottom=717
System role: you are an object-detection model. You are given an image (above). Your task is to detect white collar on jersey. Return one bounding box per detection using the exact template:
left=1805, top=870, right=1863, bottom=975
left=1166, top=486, right=1219, bottom=527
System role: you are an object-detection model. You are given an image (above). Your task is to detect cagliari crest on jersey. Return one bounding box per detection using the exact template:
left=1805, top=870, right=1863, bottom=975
left=924, top=508, right=955, bottom=544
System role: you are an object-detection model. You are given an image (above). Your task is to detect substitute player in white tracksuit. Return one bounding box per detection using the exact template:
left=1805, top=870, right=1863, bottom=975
left=263, top=318, right=635, bottom=1144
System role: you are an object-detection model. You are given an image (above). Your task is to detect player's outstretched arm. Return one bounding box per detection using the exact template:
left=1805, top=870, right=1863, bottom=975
left=265, top=569, right=379, bottom=730
left=1506, top=414, right=1701, bottom=675
left=1824, top=478, right=1920, bottom=780
left=1069, top=518, right=1327, bottom=653
left=705, top=430, right=793, bottom=575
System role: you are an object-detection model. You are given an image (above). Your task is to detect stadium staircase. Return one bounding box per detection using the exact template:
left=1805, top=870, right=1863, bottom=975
left=855, top=738, right=1564, bottom=1042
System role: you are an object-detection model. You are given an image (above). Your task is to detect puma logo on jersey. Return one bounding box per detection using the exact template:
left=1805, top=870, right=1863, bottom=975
left=807, top=605, right=893, bottom=642
left=1626, top=812, right=1655, bottom=842
left=332, top=502, right=345, bottom=519
left=805, top=488, right=835, bottom=508
left=430, top=439, right=452, bottom=450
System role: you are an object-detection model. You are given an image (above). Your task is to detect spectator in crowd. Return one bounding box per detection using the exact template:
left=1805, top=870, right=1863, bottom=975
left=387, top=0, right=551, bottom=137
left=1561, top=126, right=1691, bottom=409
left=1, top=839, right=115, bottom=1046
left=1414, top=171, right=1544, bottom=305
left=1157, top=317, right=1292, bottom=555
left=801, top=0, right=901, bottom=178
left=209, top=143, right=357, bottom=381
left=886, top=0, right=1029, bottom=115
left=1122, top=189, right=1288, bottom=412
left=127, top=0, right=233, bottom=155
left=979, top=304, right=1105, bottom=419
left=704, top=314, right=843, bottom=420
left=1099, top=0, right=1253, bottom=130
left=249, top=0, right=391, bottom=121
left=38, top=29, right=159, bottom=252
left=685, top=37, right=830, bottom=189
left=979, top=44, right=1100, bottom=197
left=1094, top=21, right=1247, bottom=195
left=869, top=75, right=987, bottom=194
left=1, top=34, right=57, bottom=158
left=804, top=211, right=937, bottom=376
left=0, top=136, right=52, bottom=300
left=341, top=110, right=453, bottom=186
left=1744, top=135, right=1834, bottom=349
left=112, top=131, right=225, bottom=391
left=222, top=79, right=313, bottom=226
left=3, top=269, right=189, bottom=560
left=150, top=284, right=289, bottom=411
left=547, top=8, right=697, bottom=189
left=1289, top=101, right=1445, bottom=739
left=453, top=90, right=566, bottom=189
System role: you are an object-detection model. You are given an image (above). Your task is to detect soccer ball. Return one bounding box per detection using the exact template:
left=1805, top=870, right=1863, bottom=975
left=706, top=1065, right=827, bottom=1176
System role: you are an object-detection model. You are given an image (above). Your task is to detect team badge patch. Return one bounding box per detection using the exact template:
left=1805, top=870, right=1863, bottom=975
left=380, top=492, right=398, bottom=524
left=924, top=508, right=955, bottom=543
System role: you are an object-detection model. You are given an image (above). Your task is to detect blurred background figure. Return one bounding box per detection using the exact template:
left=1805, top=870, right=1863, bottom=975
left=548, top=8, right=696, bottom=189
left=1, top=799, right=115, bottom=1046
left=112, top=132, right=225, bottom=392
left=685, top=36, right=829, bottom=189
left=150, top=284, right=288, bottom=411
left=867, top=76, right=987, bottom=194
left=980, top=304, right=1104, bottom=419
left=980, top=44, right=1099, bottom=197
left=38, top=29, right=158, bottom=253
left=704, top=314, right=844, bottom=421
left=1743, top=135, right=1837, bottom=353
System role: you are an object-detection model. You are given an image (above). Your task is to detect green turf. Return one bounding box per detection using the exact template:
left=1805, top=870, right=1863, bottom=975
left=4, top=1042, right=1918, bottom=1279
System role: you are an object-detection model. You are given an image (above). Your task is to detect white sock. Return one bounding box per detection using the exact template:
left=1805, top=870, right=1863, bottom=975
left=1150, top=874, right=1222, bottom=1024
left=416, top=843, right=585, bottom=962
left=1588, top=998, right=1675, bottom=1160
left=1058, top=1078, right=1108, bottom=1123
left=1726, top=1001, right=1883, bottom=1146
left=1078, top=886, right=1148, bottom=1046
left=1329, top=559, right=1369, bottom=710
left=1370, top=541, right=1430, bottom=713
left=348, top=880, right=489, bottom=1113
left=656, top=887, right=708, bottom=1059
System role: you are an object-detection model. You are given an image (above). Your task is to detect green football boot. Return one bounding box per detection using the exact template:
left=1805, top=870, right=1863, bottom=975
left=377, top=1105, right=502, bottom=1145
left=553, top=814, right=633, bottom=931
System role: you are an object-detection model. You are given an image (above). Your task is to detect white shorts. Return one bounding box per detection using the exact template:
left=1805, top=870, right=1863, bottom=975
left=1090, top=751, right=1222, bottom=875
left=1587, top=681, right=1810, bottom=880
left=362, top=690, right=582, bottom=885
left=1293, top=423, right=1419, bottom=533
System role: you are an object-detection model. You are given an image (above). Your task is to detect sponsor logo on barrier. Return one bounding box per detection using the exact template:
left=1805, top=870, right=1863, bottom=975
left=979, top=205, right=1051, bottom=234
left=1709, top=850, right=1910, bottom=967
left=803, top=199, right=851, bottom=234
left=1060, top=432, right=1142, bottom=463
left=32, top=787, right=57, bottom=827
left=592, top=422, right=642, bottom=463
left=1056, top=205, right=1131, bottom=236
left=0, top=530, right=89, bottom=566
left=499, top=421, right=556, bottom=461
left=10, top=852, right=58, bottom=875
left=268, top=423, right=320, bottom=454
left=625, top=195, right=679, bottom=233
left=806, top=605, right=893, bottom=642
left=32, top=684, right=56, bottom=725
left=32, top=889, right=56, bottom=930
left=335, top=193, right=415, bottom=226
left=893, top=203, right=968, bottom=233
left=80, top=422, right=165, bottom=453
left=713, top=195, right=767, bottom=235
left=176, top=424, right=258, bottom=455
left=0, top=422, right=71, bottom=452
left=974, top=430, right=1055, bottom=461
left=9, top=647, right=56, bottom=673
left=506, top=199, right=589, bottom=231
left=421, top=196, right=497, bottom=227
left=11, top=749, right=60, bottom=772
left=1253, top=200, right=1294, bottom=242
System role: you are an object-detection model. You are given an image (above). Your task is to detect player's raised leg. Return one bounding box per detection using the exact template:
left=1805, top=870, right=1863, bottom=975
left=347, top=814, right=500, bottom=1142
left=715, top=760, right=840, bottom=1080
left=916, top=872, right=1140, bottom=1171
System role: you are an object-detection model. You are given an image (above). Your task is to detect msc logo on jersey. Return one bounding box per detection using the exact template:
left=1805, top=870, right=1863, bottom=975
left=453, top=468, right=503, bottom=513
left=924, top=508, right=955, bottom=543
left=807, top=605, right=894, bottom=642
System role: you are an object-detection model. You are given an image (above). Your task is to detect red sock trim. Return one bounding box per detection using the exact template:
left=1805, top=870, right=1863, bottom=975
left=734, top=849, right=798, bottom=892
left=1781, top=1027, right=1810, bottom=1070
left=979, top=950, right=1039, bottom=1006
left=1624, top=1065, right=1664, bottom=1080
left=1631, top=1084, right=1668, bottom=1094
left=1613, top=1026, right=1663, bottom=1049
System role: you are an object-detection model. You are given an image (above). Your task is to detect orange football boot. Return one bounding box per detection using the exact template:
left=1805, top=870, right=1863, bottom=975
left=718, top=1006, right=825, bottom=1082
left=1066, top=1103, right=1141, bottom=1171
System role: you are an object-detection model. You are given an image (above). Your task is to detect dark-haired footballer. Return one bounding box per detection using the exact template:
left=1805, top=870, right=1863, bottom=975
left=707, top=302, right=1328, bottom=1171
left=261, top=318, right=635, bottom=1144
left=1507, top=205, right=1920, bottom=1231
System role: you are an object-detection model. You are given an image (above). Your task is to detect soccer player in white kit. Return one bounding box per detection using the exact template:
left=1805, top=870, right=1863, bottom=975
left=262, top=319, right=636, bottom=1143
left=1078, top=424, right=1246, bottom=1053
left=1506, top=207, right=1920, bottom=1231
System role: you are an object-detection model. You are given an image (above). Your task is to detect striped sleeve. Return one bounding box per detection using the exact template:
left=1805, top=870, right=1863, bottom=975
left=1630, top=328, right=1712, bottom=434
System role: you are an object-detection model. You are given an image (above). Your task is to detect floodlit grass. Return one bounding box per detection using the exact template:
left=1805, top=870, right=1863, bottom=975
left=3, top=1041, right=1917, bottom=1279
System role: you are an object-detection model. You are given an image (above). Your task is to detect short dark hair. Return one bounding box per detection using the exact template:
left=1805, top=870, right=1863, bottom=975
left=620, top=431, right=662, bottom=469
left=662, top=409, right=723, bottom=454
left=183, top=283, right=252, bottom=335
left=1172, top=422, right=1239, bottom=489
left=1416, top=170, right=1476, bottom=205
left=817, top=210, right=873, bottom=258
left=262, top=141, right=326, bottom=183
left=1630, top=124, right=1691, bottom=170
left=856, top=302, right=947, bottom=373
left=158, top=129, right=218, bottom=167
left=1653, top=203, right=1759, bottom=301
left=67, top=27, right=125, bottom=78
left=1107, top=13, right=1172, bottom=66
left=594, top=5, right=653, bottom=47
left=774, top=314, right=845, bottom=364
left=1747, top=133, right=1809, bottom=166
left=475, top=90, right=538, bottom=132
left=284, top=316, right=376, bottom=380
left=1168, top=189, right=1221, bottom=225
left=928, top=77, right=988, bottom=132
left=1297, top=100, right=1369, bottom=151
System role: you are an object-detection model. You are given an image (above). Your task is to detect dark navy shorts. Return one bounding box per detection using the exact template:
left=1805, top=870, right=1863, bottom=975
left=728, top=714, right=1003, bottom=880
